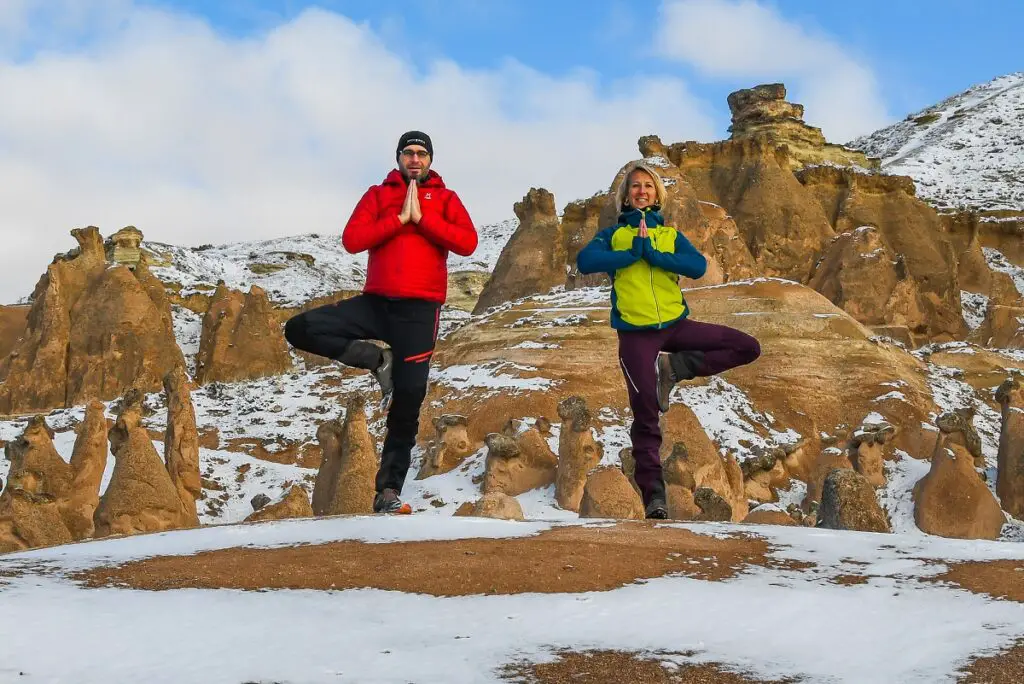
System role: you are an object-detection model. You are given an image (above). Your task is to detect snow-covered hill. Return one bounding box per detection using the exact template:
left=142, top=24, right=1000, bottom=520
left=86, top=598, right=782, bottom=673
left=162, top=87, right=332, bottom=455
left=144, top=218, right=518, bottom=308
left=849, top=72, right=1024, bottom=213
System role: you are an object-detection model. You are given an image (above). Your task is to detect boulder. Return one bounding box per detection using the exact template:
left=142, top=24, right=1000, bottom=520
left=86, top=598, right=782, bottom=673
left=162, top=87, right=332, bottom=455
left=245, top=486, right=313, bottom=522
left=471, top=492, right=525, bottom=521
left=578, top=466, right=644, bottom=520
left=818, top=468, right=891, bottom=533
left=311, top=395, right=378, bottom=516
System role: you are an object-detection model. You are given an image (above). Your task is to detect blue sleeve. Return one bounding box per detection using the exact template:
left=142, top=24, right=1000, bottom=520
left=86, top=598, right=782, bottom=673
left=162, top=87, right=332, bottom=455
left=642, top=232, right=707, bottom=279
left=577, top=228, right=641, bottom=275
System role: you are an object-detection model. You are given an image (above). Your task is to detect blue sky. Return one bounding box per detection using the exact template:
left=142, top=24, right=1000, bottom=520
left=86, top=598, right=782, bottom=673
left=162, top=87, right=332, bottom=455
left=140, top=0, right=1021, bottom=132
left=0, top=0, right=1019, bottom=302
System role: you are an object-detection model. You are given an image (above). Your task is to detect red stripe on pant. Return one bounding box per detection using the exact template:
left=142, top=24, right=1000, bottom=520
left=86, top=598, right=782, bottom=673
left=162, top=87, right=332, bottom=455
left=405, top=350, right=433, bottom=363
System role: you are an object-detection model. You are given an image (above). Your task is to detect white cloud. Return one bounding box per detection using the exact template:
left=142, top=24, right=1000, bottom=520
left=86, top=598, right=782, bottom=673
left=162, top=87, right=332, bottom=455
left=0, top=2, right=716, bottom=303
left=656, top=0, right=890, bottom=142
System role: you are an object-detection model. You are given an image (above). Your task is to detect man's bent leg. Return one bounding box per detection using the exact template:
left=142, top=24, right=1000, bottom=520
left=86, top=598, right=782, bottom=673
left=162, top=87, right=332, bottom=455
left=283, top=294, right=385, bottom=367
left=376, top=300, right=441, bottom=494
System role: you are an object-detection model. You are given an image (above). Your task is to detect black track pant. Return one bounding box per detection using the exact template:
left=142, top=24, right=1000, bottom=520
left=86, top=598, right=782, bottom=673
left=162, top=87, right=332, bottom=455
left=284, top=293, right=440, bottom=494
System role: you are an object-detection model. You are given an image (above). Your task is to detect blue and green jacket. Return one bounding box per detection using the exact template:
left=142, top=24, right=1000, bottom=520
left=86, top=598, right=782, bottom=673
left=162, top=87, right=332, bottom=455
left=576, top=207, right=707, bottom=330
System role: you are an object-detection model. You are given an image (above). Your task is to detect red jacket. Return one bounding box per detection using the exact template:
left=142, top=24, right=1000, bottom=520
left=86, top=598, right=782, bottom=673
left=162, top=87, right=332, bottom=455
left=342, top=169, right=477, bottom=303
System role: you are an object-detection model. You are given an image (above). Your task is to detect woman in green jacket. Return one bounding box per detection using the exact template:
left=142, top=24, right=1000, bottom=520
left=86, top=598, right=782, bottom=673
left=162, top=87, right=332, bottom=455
left=576, top=162, right=760, bottom=519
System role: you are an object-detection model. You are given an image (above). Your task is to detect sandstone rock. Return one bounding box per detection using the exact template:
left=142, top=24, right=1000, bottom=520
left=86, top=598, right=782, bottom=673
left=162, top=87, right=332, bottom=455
left=996, top=377, right=1024, bottom=518
left=105, top=226, right=144, bottom=269
left=955, top=214, right=992, bottom=295
left=244, top=486, right=313, bottom=523
left=0, top=226, right=188, bottom=415
left=452, top=501, right=475, bottom=517
left=482, top=422, right=557, bottom=496
left=0, top=305, right=29, bottom=365
left=804, top=449, right=855, bottom=511
left=195, top=283, right=292, bottom=384
left=555, top=397, right=602, bottom=511
left=809, top=226, right=929, bottom=336
left=694, top=487, right=732, bottom=522
left=818, top=469, right=890, bottom=533
left=563, top=193, right=612, bottom=291
left=799, top=166, right=967, bottom=341
left=662, top=441, right=747, bottom=521
left=726, top=84, right=877, bottom=171
left=849, top=420, right=895, bottom=488
left=474, top=189, right=565, bottom=314
left=94, top=390, right=196, bottom=537
left=578, top=466, right=644, bottom=520
left=914, top=435, right=1005, bottom=540
left=743, top=506, right=799, bottom=527
left=663, top=445, right=700, bottom=521
left=312, top=418, right=343, bottom=515
left=972, top=273, right=1024, bottom=349
left=163, top=366, right=201, bottom=526
left=936, top=410, right=985, bottom=469
left=312, top=396, right=377, bottom=516
left=669, top=136, right=835, bottom=281
left=0, top=416, right=76, bottom=552
left=618, top=447, right=642, bottom=497
left=471, top=492, right=524, bottom=521
left=62, top=400, right=109, bottom=539
left=417, top=415, right=474, bottom=479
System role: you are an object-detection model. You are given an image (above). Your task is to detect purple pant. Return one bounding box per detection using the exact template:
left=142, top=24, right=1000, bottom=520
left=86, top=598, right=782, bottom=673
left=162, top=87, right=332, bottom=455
left=617, top=317, right=761, bottom=504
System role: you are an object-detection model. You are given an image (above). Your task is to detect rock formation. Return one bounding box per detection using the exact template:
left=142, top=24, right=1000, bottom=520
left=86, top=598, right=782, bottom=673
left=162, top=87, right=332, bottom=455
left=473, top=189, right=565, bottom=314
left=555, top=397, right=602, bottom=512
left=578, top=466, right=644, bottom=520
left=913, top=416, right=1005, bottom=540
left=195, top=283, right=292, bottom=384
left=417, top=415, right=474, bottom=479
left=244, top=486, right=313, bottom=522
left=817, top=469, right=891, bottom=533
left=726, top=84, right=877, bottom=170
left=0, top=227, right=184, bottom=415
left=163, top=366, right=201, bottom=526
left=62, top=400, right=109, bottom=539
left=94, top=389, right=197, bottom=537
left=996, top=377, right=1024, bottom=518
left=311, top=396, right=377, bottom=516
left=482, top=421, right=558, bottom=496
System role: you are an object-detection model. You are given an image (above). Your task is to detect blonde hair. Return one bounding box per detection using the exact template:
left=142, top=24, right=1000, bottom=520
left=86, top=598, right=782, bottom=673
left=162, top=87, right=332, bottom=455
left=615, top=162, right=668, bottom=210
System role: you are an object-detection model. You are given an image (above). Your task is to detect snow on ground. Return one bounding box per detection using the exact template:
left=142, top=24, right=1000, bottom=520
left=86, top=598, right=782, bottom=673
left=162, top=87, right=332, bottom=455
left=850, top=72, right=1024, bottom=212
left=1, top=516, right=1024, bottom=683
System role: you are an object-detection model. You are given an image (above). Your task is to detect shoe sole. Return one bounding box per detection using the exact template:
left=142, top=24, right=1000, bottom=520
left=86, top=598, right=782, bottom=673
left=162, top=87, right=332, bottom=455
left=376, top=503, right=412, bottom=515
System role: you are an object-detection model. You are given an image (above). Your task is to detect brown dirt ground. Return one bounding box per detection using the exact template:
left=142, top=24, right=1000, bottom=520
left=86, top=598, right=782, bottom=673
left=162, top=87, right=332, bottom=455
left=931, top=559, right=1024, bottom=602
left=497, top=650, right=797, bottom=683
left=958, top=640, right=1024, bottom=683
left=73, top=523, right=777, bottom=595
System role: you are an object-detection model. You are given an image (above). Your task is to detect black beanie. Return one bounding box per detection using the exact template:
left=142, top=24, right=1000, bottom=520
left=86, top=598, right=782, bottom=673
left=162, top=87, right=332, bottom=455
left=396, top=130, right=433, bottom=160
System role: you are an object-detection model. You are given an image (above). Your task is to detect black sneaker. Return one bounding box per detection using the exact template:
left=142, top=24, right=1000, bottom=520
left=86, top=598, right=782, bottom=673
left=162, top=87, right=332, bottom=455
left=374, top=349, right=394, bottom=411
left=645, top=497, right=668, bottom=520
left=655, top=353, right=677, bottom=414
left=373, top=488, right=411, bottom=515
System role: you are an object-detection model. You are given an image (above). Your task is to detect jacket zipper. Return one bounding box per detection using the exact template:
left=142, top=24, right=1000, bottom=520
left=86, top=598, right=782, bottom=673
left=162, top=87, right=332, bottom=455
left=643, top=214, right=662, bottom=326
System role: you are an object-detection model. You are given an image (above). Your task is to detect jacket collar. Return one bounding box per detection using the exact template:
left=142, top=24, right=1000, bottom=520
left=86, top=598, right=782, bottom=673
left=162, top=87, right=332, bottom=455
left=617, top=206, right=664, bottom=228
left=383, top=168, right=445, bottom=188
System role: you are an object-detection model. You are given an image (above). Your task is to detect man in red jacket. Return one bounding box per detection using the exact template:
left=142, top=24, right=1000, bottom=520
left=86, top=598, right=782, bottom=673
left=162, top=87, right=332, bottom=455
left=285, top=131, right=478, bottom=514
